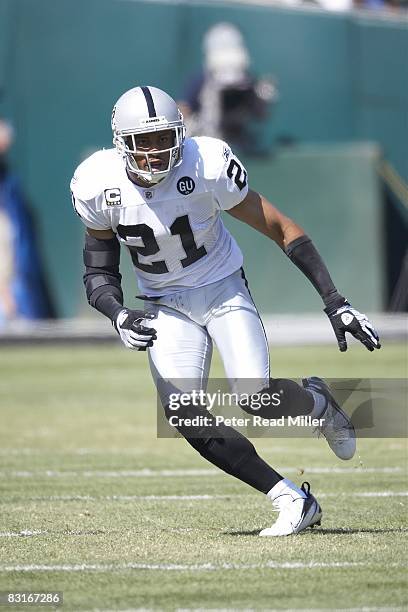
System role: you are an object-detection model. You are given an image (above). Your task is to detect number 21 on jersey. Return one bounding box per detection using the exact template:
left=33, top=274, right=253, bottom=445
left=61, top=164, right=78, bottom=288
left=117, top=215, right=207, bottom=274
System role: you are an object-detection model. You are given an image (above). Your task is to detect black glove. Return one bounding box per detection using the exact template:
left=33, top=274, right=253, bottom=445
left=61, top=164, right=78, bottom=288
left=324, top=301, right=381, bottom=352
left=113, top=308, right=157, bottom=351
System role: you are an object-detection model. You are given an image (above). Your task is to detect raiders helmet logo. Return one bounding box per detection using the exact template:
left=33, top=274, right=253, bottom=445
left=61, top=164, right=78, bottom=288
left=104, top=188, right=121, bottom=206
left=111, top=106, right=117, bottom=130
left=177, top=177, right=195, bottom=195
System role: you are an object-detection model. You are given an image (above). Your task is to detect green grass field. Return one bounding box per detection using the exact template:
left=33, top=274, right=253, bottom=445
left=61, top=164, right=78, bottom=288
left=0, top=342, right=407, bottom=611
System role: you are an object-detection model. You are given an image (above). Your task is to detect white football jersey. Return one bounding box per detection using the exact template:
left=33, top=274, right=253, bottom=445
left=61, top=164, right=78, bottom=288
left=70, top=137, right=248, bottom=296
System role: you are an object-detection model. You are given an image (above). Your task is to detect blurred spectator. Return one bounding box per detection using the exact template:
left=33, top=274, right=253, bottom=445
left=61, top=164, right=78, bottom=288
left=314, top=0, right=353, bottom=10
left=0, top=118, right=55, bottom=324
left=280, top=0, right=407, bottom=10
left=313, top=0, right=406, bottom=10
left=179, top=22, right=278, bottom=156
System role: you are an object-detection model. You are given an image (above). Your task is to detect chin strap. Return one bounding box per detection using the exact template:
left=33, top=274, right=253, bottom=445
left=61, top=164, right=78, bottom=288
left=126, top=164, right=167, bottom=187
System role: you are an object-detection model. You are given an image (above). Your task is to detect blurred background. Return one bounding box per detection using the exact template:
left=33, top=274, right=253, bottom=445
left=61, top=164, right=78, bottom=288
left=0, top=0, right=407, bottom=343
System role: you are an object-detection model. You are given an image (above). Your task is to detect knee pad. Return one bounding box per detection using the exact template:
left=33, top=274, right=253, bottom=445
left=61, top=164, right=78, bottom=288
left=238, top=378, right=313, bottom=419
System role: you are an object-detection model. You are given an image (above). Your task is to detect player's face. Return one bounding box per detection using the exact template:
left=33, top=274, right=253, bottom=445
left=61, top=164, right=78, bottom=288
left=129, top=129, right=174, bottom=172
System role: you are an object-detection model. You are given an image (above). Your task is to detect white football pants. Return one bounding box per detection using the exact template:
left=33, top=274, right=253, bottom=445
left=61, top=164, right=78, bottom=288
left=145, top=269, right=270, bottom=406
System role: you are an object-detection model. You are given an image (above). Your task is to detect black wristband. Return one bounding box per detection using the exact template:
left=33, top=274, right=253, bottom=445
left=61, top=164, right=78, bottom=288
left=285, top=235, right=345, bottom=309
left=92, top=287, right=124, bottom=322
left=324, top=297, right=349, bottom=316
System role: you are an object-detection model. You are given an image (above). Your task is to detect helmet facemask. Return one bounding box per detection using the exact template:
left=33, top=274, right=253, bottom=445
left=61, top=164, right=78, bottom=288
left=113, top=118, right=185, bottom=185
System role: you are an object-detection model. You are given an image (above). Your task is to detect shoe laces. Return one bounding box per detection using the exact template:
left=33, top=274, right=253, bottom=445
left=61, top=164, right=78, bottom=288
left=301, top=481, right=311, bottom=496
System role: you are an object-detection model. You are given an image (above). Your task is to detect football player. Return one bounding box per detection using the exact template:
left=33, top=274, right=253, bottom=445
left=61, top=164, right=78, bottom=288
left=70, top=86, right=380, bottom=536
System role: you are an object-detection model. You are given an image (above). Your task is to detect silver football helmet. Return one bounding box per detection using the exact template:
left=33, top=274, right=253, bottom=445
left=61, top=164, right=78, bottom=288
left=111, top=86, right=186, bottom=185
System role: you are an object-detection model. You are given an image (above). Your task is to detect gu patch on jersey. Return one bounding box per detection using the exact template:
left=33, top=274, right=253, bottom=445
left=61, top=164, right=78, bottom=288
left=104, top=188, right=122, bottom=206
left=177, top=177, right=195, bottom=195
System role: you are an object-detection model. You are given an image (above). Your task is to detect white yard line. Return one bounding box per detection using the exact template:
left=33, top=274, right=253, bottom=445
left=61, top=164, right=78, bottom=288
left=25, top=494, right=230, bottom=501
left=1, top=491, right=407, bottom=508
left=0, top=466, right=404, bottom=478
left=349, top=491, right=408, bottom=497
left=0, top=491, right=408, bottom=504
left=0, top=469, right=216, bottom=478
left=0, top=561, right=367, bottom=572
left=0, top=561, right=406, bottom=573
left=289, top=467, right=405, bottom=474
left=0, top=448, right=148, bottom=456
left=0, top=530, right=47, bottom=537
left=0, top=494, right=247, bottom=506
left=0, top=445, right=372, bottom=456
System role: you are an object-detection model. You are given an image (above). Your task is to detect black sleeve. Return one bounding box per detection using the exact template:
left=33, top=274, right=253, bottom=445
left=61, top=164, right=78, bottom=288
left=83, top=233, right=124, bottom=321
left=285, top=235, right=346, bottom=311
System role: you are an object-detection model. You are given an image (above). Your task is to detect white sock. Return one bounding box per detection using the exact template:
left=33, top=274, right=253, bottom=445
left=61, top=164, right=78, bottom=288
left=306, top=389, right=327, bottom=419
left=266, top=478, right=306, bottom=502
